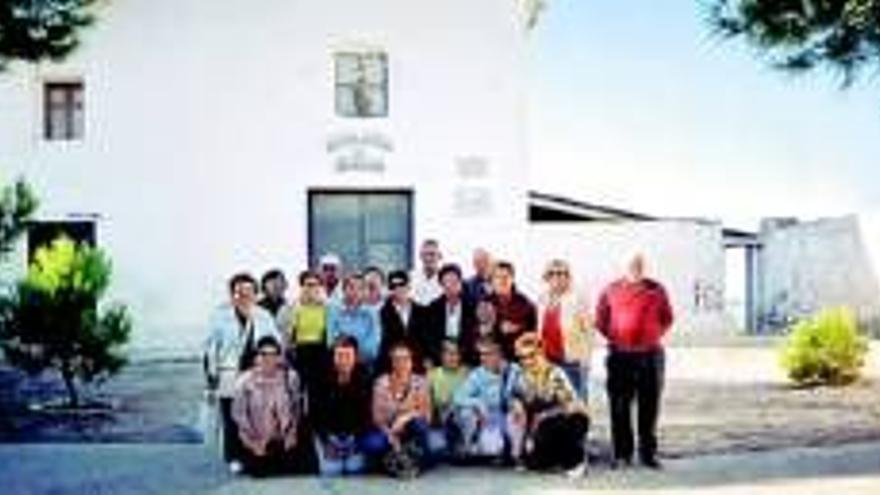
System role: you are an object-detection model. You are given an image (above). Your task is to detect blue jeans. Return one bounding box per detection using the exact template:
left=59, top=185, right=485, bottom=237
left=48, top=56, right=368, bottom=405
left=362, top=418, right=432, bottom=468
left=560, top=362, right=590, bottom=401
left=314, top=434, right=368, bottom=476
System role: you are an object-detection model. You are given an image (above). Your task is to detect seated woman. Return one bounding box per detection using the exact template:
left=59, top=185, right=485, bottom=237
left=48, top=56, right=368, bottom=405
left=452, top=338, right=523, bottom=463
left=231, top=336, right=309, bottom=477
left=311, top=336, right=374, bottom=476
left=510, top=332, right=590, bottom=478
left=364, top=341, right=433, bottom=479
left=427, top=339, right=470, bottom=457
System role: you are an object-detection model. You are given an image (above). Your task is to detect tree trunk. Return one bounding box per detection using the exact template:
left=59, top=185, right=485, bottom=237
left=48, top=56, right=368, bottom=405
left=61, top=366, right=79, bottom=408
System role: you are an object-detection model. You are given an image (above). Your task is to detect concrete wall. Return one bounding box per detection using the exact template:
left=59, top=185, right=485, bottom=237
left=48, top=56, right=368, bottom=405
left=523, top=220, right=735, bottom=341
left=758, top=215, right=880, bottom=331
left=0, top=0, right=530, bottom=354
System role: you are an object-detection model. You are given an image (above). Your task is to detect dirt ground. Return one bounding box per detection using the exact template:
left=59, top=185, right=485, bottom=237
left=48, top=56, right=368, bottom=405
left=2, top=340, right=880, bottom=459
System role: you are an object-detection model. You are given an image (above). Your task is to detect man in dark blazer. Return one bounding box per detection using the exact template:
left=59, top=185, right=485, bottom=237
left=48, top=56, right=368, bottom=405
left=427, top=263, right=479, bottom=367
left=378, top=270, right=432, bottom=373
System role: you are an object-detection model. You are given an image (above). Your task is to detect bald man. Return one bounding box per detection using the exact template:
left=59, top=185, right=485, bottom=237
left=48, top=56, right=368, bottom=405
left=595, top=254, right=673, bottom=470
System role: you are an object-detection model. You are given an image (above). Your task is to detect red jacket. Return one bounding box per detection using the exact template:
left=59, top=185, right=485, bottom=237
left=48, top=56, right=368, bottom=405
left=595, top=278, right=673, bottom=352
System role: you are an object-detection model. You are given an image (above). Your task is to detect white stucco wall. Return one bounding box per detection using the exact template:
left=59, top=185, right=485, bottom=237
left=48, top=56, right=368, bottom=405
left=523, top=220, right=734, bottom=341
left=0, top=0, right=530, bottom=354
left=758, top=215, right=880, bottom=329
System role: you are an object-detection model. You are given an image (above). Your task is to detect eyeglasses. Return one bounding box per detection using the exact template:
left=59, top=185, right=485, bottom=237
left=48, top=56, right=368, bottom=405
left=258, top=350, right=280, bottom=357
left=303, top=281, right=320, bottom=288
left=516, top=351, right=538, bottom=361
left=547, top=270, right=569, bottom=277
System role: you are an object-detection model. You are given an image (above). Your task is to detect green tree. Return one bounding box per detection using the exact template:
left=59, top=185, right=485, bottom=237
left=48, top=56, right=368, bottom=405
left=0, top=178, right=38, bottom=260
left=0, top=0, right=98, bottom=71
left=706, top=0, right=880, bottom=87
left=0, top=237, right=132, bottom=407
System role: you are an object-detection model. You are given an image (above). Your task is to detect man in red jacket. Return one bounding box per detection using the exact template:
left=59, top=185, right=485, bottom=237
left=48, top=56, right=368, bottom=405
left=595, top=254, right=673, bottom=469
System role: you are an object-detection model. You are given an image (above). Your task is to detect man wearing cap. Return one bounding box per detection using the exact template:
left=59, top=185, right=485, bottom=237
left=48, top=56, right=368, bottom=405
left=318, top=253, right=344, bottom=304
left=378, top=270, right=432, bottom=372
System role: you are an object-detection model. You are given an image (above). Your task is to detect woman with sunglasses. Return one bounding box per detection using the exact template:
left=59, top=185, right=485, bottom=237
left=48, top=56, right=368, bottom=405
left=537, top=259, right=593, bottom=401
left=231, top=336, right=309, bottom=476
left=510, top=333, right=590, bottom=478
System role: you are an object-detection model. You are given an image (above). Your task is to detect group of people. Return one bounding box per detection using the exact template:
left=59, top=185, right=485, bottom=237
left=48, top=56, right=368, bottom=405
left=203, top=239, right=674, bottom=479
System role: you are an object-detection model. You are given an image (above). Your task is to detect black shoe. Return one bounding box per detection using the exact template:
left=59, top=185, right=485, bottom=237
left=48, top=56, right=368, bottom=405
left=640, top=457, right=663, bottom=470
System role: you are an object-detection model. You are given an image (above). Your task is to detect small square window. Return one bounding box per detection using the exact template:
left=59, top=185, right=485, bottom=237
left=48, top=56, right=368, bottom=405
left=334, top=52, right=388, bottom=118
left=44, top=81, right=84, bottom=141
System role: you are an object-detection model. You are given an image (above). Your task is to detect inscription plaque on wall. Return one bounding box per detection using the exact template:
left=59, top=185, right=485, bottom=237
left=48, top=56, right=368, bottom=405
left=326, top=131, right=393, bottom=173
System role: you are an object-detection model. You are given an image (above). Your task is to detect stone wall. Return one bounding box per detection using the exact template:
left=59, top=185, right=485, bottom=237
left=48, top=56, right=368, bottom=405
left=757, top=215, right=880, bottom=332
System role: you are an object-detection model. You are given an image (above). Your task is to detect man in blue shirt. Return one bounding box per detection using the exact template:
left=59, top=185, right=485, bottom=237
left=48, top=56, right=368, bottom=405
left=327, top=273, right=382, bottom=368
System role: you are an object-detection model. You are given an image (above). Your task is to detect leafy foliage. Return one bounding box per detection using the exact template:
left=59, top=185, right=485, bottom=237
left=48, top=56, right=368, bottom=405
left=0, top=0, right=97, bottom=71
left=780, top=306, right=869, bottom=386
left=0, top=178, right=38, bottom=259
left=706, top=0, right=880, bottom=87
left=0, top=237, right=132, bottom=407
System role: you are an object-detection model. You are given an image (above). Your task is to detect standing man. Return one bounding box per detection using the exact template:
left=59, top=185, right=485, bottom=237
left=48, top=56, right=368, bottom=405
left=327, top=273, right=382, bottom=369
left=410, top=239, right=443, bottom=305
left=378, top=270, right=432, bottom=372
left=463, top=248, right=493, bottom=304
left=427, top=263, right=479, bottom=366
left=595, top=254, right=673, bottom=470
left=205, top=272, right=282, bottom=474
left=486, top=261, right=537, bottom=361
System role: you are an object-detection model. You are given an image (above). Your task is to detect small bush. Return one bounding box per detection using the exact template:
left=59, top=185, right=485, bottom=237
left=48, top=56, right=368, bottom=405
left=780, top=306, right=869, bottom=386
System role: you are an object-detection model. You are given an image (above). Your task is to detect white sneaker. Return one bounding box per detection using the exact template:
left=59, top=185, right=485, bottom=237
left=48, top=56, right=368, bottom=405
left=565, top=462, right=587, bottom=479
left=228, top=460, right=244, bottom=475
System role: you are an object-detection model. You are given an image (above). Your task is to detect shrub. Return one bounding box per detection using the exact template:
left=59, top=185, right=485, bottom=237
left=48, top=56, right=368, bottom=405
left=0, top=236, right=132, bottom=407
left=780, top=306, right=869, bottom=386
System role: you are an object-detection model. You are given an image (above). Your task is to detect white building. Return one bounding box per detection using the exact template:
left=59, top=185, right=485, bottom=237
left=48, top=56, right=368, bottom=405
left=4, top=1, right=872, bottom=355
left=1, top=0, right=534, bottom=353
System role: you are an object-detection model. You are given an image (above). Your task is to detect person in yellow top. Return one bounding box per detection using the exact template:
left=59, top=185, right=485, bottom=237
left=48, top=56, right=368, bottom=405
left=285, top=270, right=328, bottom=392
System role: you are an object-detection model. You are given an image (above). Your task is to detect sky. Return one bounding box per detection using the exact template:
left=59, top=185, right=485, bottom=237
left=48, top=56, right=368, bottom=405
left=526, top=0, right=880, bottom=239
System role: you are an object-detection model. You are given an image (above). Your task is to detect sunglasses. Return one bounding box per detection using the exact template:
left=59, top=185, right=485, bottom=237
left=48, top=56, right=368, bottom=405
left=516, top=351, right=538, bottom=361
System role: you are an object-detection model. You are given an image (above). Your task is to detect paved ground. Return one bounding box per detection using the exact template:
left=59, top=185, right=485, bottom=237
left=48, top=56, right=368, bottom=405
left=3, top=340, right=880, bottom=493
left=2, top=441, right=879, bottom=495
